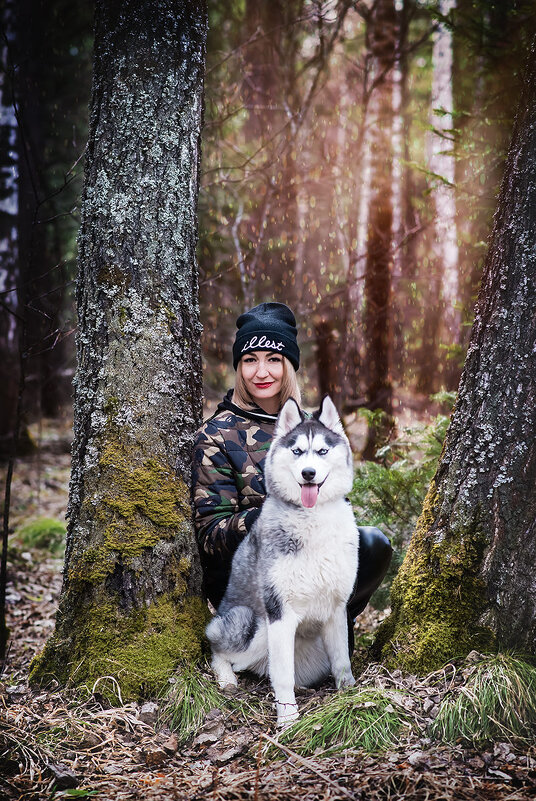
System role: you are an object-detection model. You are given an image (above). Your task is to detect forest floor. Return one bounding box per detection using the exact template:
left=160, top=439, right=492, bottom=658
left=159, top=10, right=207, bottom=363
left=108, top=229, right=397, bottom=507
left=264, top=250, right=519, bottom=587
left=1, top=415, right=536, bottom=800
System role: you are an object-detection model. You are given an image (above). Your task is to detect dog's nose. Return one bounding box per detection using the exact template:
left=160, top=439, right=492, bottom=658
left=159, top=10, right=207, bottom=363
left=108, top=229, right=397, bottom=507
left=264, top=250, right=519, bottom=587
left=301, top=468, right=316, bottom=483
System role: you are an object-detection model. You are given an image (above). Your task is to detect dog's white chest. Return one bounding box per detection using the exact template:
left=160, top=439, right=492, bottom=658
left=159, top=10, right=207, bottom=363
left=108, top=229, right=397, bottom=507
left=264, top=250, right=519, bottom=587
left=266, top=504, right=358, bottom=621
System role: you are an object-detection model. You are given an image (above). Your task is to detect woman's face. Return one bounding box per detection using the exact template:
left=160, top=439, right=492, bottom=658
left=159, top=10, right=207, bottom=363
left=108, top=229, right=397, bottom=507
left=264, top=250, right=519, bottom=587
left=240, top=350, right=284, bottom=413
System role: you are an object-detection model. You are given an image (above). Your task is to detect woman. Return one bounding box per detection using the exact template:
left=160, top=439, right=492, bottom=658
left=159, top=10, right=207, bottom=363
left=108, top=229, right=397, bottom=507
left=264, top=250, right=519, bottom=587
left=192, top=302, right=392, bottom=651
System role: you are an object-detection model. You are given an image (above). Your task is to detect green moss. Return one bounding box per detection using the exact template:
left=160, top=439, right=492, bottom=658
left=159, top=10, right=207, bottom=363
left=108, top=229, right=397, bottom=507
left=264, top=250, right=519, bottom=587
left=67, top=546, right=115, bottom=583
left=103, top=396, right=120, bottom=417
left=66, top=438, right=192, bottom=585
left=30, top=592, right=210, bottom=701
left=374, top=481, right=496, bottom=673
left=31, top=430, right=205, bottom=699
left=97, top=438, right=191, bottom=556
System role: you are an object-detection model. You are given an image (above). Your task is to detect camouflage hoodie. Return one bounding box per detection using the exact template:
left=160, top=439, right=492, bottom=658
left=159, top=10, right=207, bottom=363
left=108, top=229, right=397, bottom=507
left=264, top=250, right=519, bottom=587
left=192, top=390, right=277, bottom=607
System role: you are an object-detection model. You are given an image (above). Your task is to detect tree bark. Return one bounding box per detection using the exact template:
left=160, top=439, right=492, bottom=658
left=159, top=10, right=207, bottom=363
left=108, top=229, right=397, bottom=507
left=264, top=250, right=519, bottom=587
left=362, top=0, right=397, bottom=459
left=30, top=0, right=208, bottom=699
left=0, top=0, right=22, bottom=455
left=374, top=39, right=536, bottom=671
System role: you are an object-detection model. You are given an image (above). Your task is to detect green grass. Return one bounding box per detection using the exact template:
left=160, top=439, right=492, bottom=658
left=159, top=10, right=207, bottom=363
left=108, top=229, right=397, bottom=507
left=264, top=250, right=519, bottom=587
left=18, top=517, right=66, bottom=555
left=431, top=654, right=536, bottom=745
left=160, top=663, right=267, bottom=744
left=280, top=687, right=412, bottom=756
left=160, top=663, right=230, bottom=743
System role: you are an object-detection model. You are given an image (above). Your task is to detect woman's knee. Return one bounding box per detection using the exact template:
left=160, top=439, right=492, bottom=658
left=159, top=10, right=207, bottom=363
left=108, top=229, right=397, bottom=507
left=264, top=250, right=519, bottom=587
left=358, top=526, right=393, bottom=570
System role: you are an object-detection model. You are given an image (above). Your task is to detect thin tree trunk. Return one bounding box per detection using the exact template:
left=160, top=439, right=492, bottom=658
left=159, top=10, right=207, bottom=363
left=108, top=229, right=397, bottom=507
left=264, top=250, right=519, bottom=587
left=30, top=0, right=208, bottom=699
left=430, top=0, right=460, bottom=388
left=0, top=0, right=22, bottom=455
left=362, top=0, right=397, bottom=459
left=374, top=39, right=536, bottom=671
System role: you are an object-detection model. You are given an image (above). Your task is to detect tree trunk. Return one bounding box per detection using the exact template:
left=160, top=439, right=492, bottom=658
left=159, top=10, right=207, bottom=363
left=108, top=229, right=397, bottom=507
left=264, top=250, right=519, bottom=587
left=30, top=0, right=208, bottom=699
left=14, top=0, right=72, bottom=421
left=0, top=0, right=21, bottom=455
left=430, top=0, right=460, bottom=369
left=374, top=40, right=536, bottom=672
left=362, top=0, right=397, bottom=459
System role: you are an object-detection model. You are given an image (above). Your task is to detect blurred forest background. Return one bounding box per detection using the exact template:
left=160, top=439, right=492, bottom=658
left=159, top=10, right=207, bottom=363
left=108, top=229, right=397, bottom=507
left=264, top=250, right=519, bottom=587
left=2, top=0, right=536, bottom=457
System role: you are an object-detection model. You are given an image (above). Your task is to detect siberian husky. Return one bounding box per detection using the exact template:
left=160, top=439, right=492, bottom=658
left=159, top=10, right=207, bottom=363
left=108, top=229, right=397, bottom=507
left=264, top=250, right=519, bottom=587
left=206, top=395, right=359, bottom=727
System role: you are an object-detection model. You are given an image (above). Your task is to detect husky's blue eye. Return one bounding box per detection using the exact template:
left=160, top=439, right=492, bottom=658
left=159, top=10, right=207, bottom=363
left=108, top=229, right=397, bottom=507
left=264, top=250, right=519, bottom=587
left=292, top=448, right=303, bottom=456
left=317, top=448, right=329, bottom=456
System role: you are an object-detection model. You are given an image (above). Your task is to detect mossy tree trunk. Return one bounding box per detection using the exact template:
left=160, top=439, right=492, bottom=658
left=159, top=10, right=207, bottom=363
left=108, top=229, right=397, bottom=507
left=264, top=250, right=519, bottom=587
left=31, top=0, right=209, bottom=699
left=374, top=40, right=536, bottom=673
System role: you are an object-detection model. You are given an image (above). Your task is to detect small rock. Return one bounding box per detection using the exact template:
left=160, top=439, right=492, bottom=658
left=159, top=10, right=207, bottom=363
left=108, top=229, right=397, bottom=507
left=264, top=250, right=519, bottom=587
left=205, top=708, right=223, bottom=721
left=79, top=732, right=101, bottom=749
left=206, top=744, right=247, bottom=764
left=466, top=650, right=484, bottom=663
left=408, top=751, right=425, bottom=767
left=144, top=747, right=168, bottom=768
left=193, top=723, right=226, bottom=746
left=139, top=701, right=159, bottom=725
left=47, top=763, right=79, bottom=789
left=423, top=698, right=435, bottom=714
left=7, top=684, right=27, bottom=698
left=296, top=687, right=316, bottom=697
left=102, top=764, right=122, bottom=775
left=162, top=733, right=179, bottom=754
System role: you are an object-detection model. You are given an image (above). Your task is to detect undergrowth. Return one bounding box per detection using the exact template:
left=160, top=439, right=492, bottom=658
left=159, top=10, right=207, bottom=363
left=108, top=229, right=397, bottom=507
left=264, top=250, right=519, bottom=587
left=279, top=687, right=412, bottom=756
left=350, top=400, right=452, bottom=607
left=18, top=517, right=66, bottom=556
left=431, top=654, right=536, bottom=746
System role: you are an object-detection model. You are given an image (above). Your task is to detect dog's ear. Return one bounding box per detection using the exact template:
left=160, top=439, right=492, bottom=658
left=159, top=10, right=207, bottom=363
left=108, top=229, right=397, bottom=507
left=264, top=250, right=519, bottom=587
left=275, top=398, right=303, bottom=437
left=317, top=395, right=345, bottom=435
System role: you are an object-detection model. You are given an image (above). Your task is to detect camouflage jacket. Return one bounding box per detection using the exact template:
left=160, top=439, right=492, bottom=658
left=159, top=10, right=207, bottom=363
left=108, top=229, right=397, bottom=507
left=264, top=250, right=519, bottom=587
left=192, top=390, right=277, bottom=606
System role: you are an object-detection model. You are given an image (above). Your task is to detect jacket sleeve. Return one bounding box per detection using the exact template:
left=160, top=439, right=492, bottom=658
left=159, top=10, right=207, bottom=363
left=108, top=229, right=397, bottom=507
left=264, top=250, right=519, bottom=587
left=192, top=429, right=262, bottom=561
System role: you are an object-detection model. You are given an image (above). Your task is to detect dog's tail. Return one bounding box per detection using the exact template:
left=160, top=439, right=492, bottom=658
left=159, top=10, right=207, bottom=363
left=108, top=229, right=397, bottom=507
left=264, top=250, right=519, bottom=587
left=206, top=605, right=258, bottom=653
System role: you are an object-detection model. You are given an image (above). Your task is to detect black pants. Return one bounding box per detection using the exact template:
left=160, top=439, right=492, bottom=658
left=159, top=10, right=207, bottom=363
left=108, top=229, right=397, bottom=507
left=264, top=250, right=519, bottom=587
left=347, top=526, right=393, bottom=654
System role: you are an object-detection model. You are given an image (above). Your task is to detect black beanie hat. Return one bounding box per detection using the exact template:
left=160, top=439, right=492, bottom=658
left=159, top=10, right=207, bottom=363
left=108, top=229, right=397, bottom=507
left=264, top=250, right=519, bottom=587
left=233, top=302, right=300, bottom=371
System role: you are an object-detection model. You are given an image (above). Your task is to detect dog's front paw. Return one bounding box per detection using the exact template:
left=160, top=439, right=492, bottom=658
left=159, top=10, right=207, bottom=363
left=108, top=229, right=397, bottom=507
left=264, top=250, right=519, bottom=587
left=337, top=672, right=356, bottom=689
left=211, top=653, right=238, bottom=688
left=276, top=705, right=299, bottom=729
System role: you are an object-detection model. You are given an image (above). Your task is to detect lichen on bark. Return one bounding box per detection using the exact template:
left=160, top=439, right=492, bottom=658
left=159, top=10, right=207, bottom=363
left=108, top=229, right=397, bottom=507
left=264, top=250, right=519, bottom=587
left=31, top=1, right=209, bottom=699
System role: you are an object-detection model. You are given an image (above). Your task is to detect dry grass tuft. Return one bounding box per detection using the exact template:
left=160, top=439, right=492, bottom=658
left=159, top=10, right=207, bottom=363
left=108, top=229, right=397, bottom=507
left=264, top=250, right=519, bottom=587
left=431, top=653, right=536, bottom=746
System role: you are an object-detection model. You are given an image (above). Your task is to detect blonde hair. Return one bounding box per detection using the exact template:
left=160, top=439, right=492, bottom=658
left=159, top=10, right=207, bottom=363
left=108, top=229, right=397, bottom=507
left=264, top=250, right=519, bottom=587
left=232, top=355, right=301, bottom=412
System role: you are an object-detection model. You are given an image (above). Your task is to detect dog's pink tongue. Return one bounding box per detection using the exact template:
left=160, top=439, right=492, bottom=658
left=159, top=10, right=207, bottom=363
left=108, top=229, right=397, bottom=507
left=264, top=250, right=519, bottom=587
left=301, top=483, right=319, bottom=508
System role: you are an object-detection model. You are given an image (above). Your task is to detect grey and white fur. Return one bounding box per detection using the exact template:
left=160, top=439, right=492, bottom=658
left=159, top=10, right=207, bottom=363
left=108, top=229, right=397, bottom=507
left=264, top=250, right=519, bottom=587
left=206, top=395, right=359, bottom=726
